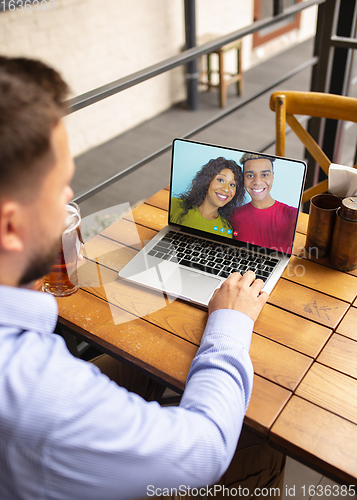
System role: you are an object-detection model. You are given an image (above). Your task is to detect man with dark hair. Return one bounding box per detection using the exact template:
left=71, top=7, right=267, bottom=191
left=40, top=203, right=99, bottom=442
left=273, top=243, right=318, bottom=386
left=0, top=57, right=72, bottom=286
left=231, top=153, right=298, bottom=253
left=0, top=57, right=285, bottom=499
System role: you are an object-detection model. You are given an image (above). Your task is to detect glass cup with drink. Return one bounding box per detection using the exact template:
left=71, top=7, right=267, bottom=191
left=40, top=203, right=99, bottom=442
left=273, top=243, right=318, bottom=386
left=43, top=201, right=82, bottom=297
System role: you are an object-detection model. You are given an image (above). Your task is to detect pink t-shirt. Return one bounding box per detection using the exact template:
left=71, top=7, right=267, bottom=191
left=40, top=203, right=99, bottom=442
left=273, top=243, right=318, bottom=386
left=230, top=201, right=298, bottom=253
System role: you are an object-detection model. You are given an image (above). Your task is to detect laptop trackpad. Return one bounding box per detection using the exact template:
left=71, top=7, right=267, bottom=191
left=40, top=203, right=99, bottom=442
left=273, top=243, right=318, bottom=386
left=158, top=262, right=220, bottom=303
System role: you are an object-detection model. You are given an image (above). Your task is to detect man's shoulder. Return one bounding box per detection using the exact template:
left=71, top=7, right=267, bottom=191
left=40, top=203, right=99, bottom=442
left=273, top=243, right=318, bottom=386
left=275, top=200, right=298, bottom=214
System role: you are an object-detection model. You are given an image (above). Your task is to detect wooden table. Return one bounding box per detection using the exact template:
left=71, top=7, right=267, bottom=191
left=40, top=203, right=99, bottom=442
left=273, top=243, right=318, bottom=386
left=57, top=187, right=357, bottom=486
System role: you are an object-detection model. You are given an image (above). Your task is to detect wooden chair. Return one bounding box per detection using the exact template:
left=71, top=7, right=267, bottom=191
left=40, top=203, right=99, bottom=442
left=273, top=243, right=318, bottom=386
left=269, top=91, right=357, bottom=203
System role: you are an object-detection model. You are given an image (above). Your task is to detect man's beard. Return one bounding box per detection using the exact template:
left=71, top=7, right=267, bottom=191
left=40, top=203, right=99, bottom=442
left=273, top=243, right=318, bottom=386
left=19, top=237, right=61, bottom=286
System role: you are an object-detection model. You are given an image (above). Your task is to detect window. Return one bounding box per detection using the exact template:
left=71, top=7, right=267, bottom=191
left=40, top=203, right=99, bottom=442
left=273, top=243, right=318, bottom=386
left=253, top=0, right=302, bottom=47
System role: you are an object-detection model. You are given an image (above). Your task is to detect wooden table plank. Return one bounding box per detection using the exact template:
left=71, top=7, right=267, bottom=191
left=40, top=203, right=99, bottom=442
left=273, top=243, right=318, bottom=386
left=245, top=375, right=292, bottom=436
left=296, top=362, right=357, bottom=425
left=254, top=304, right=331, bottom=358
left=83, top=235, right=137, bottom=273
left=282, top=256, right=357, bottom=302
left=57, top=289, right=197, bottom=391
left=126, top=203, right=168, bottom=232
left=77, top=259, right=206, bottom=345
left=297, top=212, right=308, bottom=234
left=145, top=189, right=170, bottom=211
left=336, top=307, right=357, bottom=341
left=250, top=334, right=312, bottom=391
left=103, top=280, right=207, bottom=345
left=100, top=217, right=157, bottom=250
left=292, top=231, right=306, bottom=257
left=268, top=279, right=349, bottom=329
left=317, top=333, right=357, bottom=379
left=293, top=232, right=324, bottom=262
left=270, top=396, right=357, bottom=484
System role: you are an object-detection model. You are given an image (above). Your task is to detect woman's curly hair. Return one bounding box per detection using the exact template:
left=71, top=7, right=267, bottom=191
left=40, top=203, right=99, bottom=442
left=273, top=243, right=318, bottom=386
left=177, top=157, right=244, bottom=228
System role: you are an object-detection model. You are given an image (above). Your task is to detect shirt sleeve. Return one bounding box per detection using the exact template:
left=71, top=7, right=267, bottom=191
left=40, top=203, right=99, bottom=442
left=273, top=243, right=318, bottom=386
left=4, top=309, right=254, bottom=500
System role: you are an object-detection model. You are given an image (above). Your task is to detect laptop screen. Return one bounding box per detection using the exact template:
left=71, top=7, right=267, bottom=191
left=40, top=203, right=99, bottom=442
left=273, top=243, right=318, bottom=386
left=169, top=138, right=306, bottom=255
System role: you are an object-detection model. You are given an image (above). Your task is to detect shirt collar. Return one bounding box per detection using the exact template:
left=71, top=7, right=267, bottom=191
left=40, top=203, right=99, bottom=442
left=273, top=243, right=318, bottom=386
left=0, top=285, right=58, bottom=334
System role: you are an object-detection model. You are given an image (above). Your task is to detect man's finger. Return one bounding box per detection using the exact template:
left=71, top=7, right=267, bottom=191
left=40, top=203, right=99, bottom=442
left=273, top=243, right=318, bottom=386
left=258, top=290, right=269, bottom=304
left=222, top=271, right=242, bottom=286
left=240, top=270, right=256, bottom=285
left=250, top=277, right=265, bottom=291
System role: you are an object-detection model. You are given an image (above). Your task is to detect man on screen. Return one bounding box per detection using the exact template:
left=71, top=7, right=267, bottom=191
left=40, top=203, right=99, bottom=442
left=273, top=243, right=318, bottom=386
left=231, top=153, right=298, bottom=253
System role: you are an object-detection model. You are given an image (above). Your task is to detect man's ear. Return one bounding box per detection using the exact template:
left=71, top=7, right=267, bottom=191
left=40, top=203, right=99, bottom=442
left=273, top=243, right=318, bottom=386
left=0, top=201, right=25, bottom=253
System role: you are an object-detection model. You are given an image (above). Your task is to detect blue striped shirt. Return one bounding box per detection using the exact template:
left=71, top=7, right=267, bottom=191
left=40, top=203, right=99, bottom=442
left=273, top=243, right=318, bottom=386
left=0, top=285, right=253, bottom=500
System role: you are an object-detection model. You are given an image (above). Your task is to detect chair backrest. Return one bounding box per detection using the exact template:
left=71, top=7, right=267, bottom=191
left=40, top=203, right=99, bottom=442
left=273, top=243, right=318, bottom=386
left=269, top=90, right=357, bottom=203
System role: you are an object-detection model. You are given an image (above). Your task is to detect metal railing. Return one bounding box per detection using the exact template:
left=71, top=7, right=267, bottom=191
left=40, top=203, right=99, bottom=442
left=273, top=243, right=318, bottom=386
left=67, top=0, right=323, bottom=114
left=67, top=0, right=349, bottom=206
left=73, top=56, right=317, bottom=205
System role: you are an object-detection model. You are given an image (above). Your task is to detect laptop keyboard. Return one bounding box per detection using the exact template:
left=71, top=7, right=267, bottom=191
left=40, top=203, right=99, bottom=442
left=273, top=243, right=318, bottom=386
left=148, top=231, right=279, bottom=282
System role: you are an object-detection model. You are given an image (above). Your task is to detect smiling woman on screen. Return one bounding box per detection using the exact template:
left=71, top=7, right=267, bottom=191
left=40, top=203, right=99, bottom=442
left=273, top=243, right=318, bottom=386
left=170, top=157, right=245, bottom=238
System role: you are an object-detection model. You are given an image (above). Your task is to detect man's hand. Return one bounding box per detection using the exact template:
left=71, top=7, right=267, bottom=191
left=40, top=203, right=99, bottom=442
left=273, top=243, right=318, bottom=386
left=208, top=271, right=269, bottom=322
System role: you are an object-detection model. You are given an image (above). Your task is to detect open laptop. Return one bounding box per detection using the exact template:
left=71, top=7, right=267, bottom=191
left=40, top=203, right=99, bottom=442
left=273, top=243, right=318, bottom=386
left=119, top=138, right=306, bottom=307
